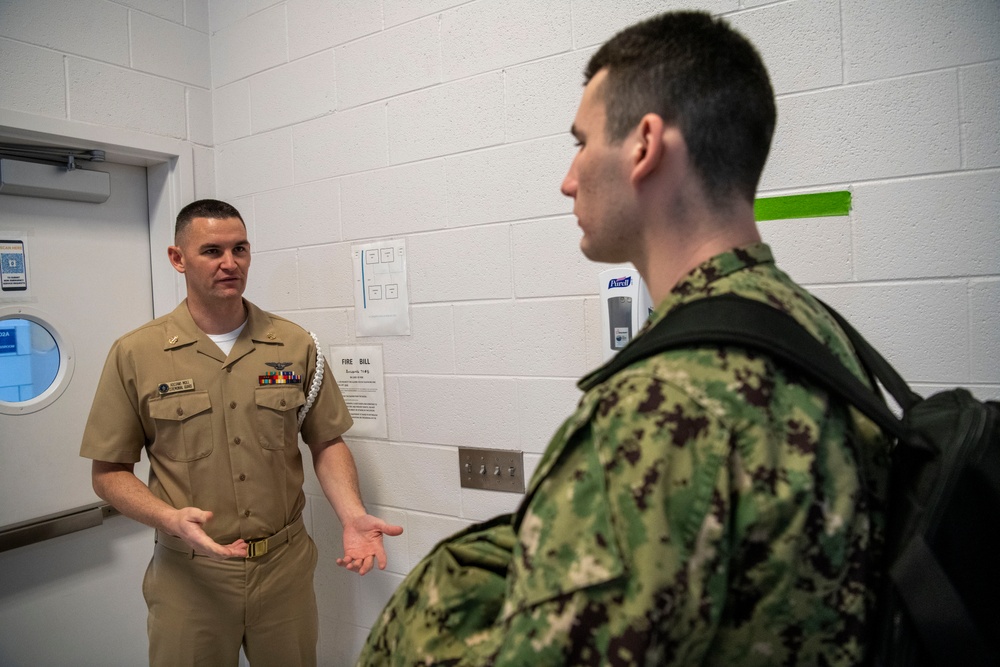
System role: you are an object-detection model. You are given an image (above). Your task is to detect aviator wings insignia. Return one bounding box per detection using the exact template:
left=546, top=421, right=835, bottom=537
left=265, top=362, right=293, bottom=371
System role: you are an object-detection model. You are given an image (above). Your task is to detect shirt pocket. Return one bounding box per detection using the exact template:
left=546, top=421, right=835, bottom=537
left=148, top=391, right=214, bottom=462
left=254, top=386, right=305, bottom=450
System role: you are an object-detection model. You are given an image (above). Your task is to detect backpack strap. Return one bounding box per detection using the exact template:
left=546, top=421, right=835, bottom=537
left=578, top=294, right=911, bottom=444
left=816, top=303, right=923, bottom=411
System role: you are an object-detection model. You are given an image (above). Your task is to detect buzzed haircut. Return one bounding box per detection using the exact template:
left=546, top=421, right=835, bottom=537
left=175, top=199, right=245, bottom=242
left=585, top=11, right=776, bottom=207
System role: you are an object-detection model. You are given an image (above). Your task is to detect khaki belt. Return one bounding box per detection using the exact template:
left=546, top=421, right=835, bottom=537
left=155, top=514, right=305, bottom=559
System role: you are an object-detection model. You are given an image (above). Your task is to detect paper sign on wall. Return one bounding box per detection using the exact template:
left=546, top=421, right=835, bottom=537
left=352, top=239, right=410, bottom=337
left=1, top=238, right=28, bottom=292
left=330, top=345, right=387, bottom=439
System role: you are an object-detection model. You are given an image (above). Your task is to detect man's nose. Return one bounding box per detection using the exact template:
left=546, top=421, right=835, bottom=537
left=220, top=251, right=237, bottom=269
left=560, top=167, right=577, bottom=198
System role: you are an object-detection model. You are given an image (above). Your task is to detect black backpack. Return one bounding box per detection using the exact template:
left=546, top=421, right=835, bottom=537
left=579, top=294, right=1000, bottom=667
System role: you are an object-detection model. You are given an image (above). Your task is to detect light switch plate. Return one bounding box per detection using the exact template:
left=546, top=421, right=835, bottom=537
left=458, top=447, right=525, bottom=493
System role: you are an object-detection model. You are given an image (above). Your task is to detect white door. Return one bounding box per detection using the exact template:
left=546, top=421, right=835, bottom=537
left=0, top=159, right=153, bottom=527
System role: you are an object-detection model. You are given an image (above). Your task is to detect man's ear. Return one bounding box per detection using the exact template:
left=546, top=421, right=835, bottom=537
left=630, top=113, right=666, bottom=185
left=167, top=245, right=185, bottom=274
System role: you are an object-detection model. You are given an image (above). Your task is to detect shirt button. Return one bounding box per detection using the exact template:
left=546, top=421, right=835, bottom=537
left=176, top=407, right=184, bottom=416
left=227, top=367, right=233, bottom=373
left=239, top=474, right=246, bottom=481
left=279, top=399, right=286, bottom=407
left=234, top=437, right=242, bottom=445
left=244, top=510, right=251, bottom=517
left=230, top=401, right=237, bottom=409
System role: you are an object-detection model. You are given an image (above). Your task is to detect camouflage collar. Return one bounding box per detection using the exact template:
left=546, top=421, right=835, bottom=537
left=576, top=243, right=775, bottom=392
left=645, top=242, right=774, bottom=332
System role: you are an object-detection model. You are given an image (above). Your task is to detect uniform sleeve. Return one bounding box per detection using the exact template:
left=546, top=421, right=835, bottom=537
left=79, top=340, right=147, bottom=464
left=298, top=339, right=353, bottom=445
left=487, top=372, right=734, bottom=665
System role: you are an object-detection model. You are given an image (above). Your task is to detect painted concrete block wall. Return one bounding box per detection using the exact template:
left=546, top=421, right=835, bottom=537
left=0, top=0, right=215, bottom=195
left=206, top=0, right=999, bottom=661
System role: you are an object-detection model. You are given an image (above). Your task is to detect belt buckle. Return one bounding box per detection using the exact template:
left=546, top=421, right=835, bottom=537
left=246, top=537, right=269, bottom=559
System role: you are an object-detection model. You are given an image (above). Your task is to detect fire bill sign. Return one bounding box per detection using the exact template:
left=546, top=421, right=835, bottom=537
left=329, top=345, right=387, bottom=439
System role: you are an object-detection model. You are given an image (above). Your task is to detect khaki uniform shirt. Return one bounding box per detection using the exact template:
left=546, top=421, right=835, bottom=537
left=80, top=299, right=353, bottom=543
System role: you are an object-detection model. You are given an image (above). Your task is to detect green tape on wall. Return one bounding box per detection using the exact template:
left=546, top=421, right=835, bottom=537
left=754, top=191, right=852, bottom=221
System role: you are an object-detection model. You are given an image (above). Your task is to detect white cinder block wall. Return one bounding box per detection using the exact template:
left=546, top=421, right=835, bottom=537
left=1, top=0, right=998, bottom=665
left=0, top=0, right=216, bottom=194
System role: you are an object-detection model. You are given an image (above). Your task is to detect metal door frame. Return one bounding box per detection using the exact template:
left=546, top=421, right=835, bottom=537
left=0, top=108, right=196, bottom=318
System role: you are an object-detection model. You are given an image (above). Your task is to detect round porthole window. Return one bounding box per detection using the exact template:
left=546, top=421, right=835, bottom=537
left=0, top=307, right=74, bottom=415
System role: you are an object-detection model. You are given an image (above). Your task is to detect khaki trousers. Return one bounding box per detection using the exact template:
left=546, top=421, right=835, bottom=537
left=142, top=522, right=319, bottom=667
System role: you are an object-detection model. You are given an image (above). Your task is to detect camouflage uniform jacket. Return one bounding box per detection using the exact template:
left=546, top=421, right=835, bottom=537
left=360, top=243, right=888, bottom=666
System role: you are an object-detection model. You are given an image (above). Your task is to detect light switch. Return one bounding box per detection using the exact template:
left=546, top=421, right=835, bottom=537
left=458, top=447, right=525, bottom=493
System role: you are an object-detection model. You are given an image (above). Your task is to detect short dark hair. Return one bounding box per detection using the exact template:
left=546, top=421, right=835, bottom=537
left=585, top=11, right=776, bottom=206
left=175, top=199, right=245, bottom=242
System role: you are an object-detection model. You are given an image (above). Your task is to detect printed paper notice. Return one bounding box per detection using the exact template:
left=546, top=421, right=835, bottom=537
left=330, top=345, right=387, bottom=439
left=352, top=239, right=411, bottom=337
left=1, top=238, right=28, bottom=292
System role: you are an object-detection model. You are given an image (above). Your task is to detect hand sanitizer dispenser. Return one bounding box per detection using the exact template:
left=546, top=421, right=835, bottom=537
left=598, top=268, right=653, bottom=361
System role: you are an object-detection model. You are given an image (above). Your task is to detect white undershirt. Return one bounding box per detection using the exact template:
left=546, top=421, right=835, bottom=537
left=207, top=320, right=247, bottom=356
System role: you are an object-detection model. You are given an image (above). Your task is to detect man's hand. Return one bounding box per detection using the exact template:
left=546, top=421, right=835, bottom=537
left=167, top=507, right=248, bottom=560
left=336, top=514, right=404, bottom=575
